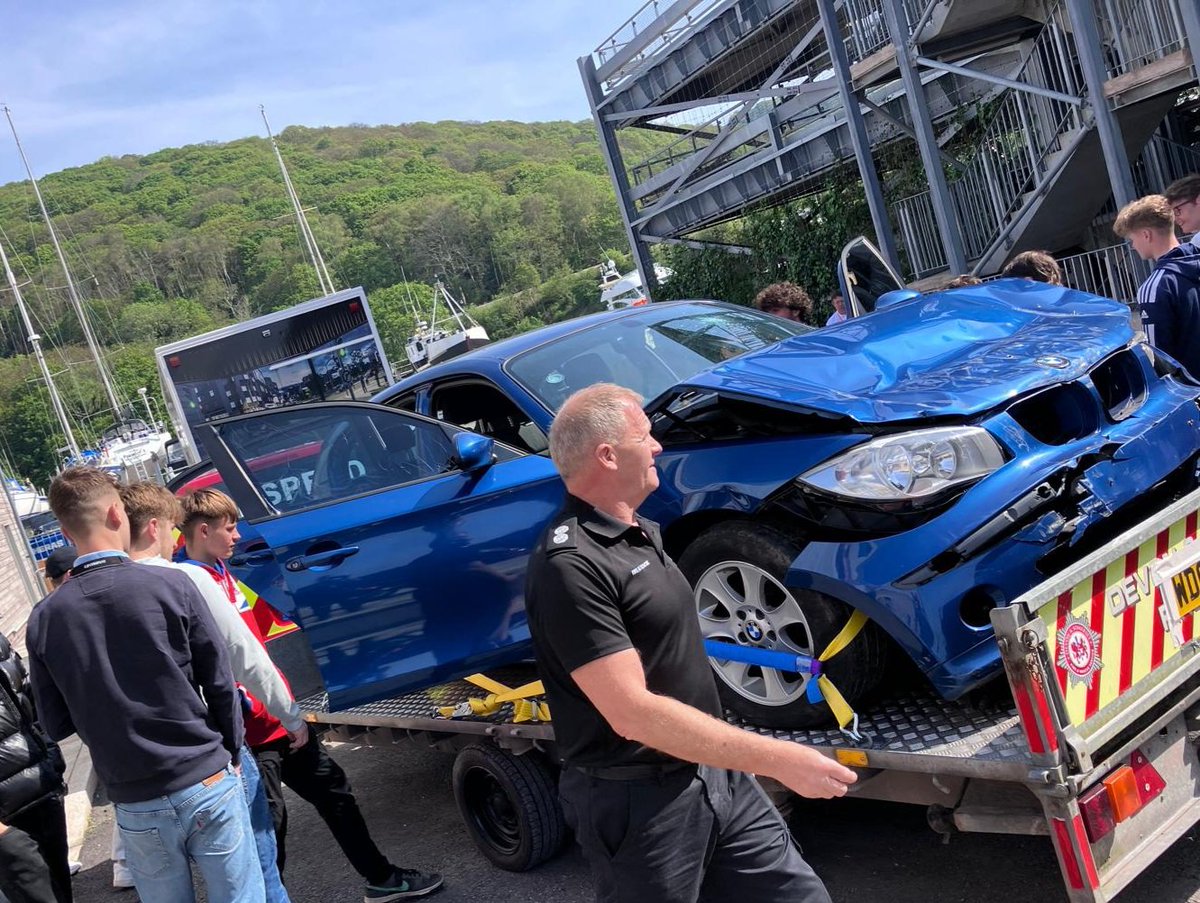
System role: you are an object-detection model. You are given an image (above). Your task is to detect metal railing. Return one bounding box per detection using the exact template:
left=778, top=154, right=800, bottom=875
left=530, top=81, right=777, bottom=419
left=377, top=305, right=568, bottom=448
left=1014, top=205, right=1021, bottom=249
left=1099, top=0, right=1187, bottom=77
left=891, top=2, right=1085, bottom=276
left=1058, top=243, right=1147, bottom=303
left=1087, top=135, right=1200, bottom=238
left=591, top=0, right=728, bottom=89
left=627, top=3, right=838, bottom=193
left=885, top=0, right=1187, bottom=277
left=842, top=0, right=928, bottom=62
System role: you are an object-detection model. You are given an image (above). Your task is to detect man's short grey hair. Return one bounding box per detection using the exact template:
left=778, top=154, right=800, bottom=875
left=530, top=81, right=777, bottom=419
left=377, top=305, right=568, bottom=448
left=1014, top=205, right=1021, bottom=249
left=549, top=383, right=644, bottom=480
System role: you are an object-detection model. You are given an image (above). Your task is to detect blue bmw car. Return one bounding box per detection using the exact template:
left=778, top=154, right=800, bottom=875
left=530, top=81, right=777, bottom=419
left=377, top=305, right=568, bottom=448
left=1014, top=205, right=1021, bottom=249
left=189, top=241, right=1200, bottom=727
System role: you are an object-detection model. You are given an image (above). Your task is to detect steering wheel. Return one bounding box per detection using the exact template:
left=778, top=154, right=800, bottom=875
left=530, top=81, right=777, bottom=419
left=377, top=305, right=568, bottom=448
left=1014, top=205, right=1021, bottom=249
left=309, top=421, right=358, bottom=502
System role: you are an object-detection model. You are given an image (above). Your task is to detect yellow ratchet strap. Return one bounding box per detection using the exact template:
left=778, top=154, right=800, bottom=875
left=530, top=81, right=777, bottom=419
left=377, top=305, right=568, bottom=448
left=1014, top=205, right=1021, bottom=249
left=437, top=674, right=551, bottom=723
left=815, top=610, right=869, bottom=734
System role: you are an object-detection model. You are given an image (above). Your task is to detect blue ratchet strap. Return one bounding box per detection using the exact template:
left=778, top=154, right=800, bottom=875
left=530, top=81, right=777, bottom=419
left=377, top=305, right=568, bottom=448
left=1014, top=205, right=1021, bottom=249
left=704, top=609, right=870, bottom=741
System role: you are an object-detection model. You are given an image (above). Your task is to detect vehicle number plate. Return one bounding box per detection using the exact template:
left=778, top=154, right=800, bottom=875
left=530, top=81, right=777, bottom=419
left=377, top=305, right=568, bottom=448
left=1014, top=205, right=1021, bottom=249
left=1168, top=561, right=1200, bottom=619
left=1153, top=540, right=1200, bottom=649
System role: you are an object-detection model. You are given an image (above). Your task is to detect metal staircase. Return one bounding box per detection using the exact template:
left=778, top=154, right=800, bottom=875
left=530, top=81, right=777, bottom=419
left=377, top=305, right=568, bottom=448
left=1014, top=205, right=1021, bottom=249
left=892, top=0, right=1193, bottom=276
left=582, top=0, right=1199, bottom=287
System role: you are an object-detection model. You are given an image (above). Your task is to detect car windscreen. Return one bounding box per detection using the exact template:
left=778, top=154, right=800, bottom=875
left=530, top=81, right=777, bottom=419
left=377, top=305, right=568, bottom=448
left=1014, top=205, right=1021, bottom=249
left=507, top=306, right=811, bottom=412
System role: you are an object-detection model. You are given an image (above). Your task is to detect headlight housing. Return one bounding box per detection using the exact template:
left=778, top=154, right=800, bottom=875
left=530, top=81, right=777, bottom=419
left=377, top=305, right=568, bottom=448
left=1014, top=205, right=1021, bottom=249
left=798, top=426, right=1006, bottom=501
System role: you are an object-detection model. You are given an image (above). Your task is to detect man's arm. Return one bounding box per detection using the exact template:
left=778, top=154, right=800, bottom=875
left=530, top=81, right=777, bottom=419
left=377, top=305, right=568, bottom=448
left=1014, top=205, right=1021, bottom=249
left=181, top=579, right=244, bottom=764
left=26, top=650, right=74, bottom=742
left=572, top=649, right=857, bottom=799
left=175, top=563, right=305, bottom=735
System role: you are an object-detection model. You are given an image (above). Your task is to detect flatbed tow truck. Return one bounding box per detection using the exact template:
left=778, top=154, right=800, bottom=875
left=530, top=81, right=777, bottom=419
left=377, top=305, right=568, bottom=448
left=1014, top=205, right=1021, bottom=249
left=296, top=485, right=1200, bottom=902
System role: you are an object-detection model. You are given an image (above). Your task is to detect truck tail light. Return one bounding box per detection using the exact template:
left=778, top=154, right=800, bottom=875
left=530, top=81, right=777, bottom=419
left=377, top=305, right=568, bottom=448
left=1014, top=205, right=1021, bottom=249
left=1078, top=750, right=1166, bottom=843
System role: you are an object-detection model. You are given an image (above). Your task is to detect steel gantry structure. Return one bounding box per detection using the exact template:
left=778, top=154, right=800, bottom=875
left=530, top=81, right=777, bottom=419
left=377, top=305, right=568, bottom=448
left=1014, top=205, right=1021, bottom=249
left=581, top=0, right=1200, bottom=295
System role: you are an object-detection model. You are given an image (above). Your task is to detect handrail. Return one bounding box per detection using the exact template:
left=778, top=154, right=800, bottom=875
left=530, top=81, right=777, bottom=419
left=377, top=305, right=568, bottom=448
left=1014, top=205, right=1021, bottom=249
left=591, top=0, right=727, bottom=89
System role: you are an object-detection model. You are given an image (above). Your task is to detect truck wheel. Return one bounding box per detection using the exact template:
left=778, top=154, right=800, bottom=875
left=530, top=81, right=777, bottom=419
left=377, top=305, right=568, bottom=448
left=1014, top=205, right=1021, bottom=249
left=678, top=521, right=888, bottom=728
left=452, top=744, right=566, bottom=872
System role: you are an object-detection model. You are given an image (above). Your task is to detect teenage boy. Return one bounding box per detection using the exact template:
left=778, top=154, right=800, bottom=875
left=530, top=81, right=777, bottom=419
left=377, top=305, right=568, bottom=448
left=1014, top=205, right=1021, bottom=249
left=1114, top=194, right=1200, bottom=378
left=26, top=468, right=262, bottom=903
left=179, top=488, right=442, bottom=902
left=119, top=481, right=296, bottom=903
left=1165, top=174, right=1200, bottom=245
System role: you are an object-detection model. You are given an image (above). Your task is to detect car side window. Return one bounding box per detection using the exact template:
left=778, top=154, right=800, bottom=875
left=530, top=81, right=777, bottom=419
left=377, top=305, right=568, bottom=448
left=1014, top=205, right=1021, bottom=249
left=214, top=407, right=458, bottom=513
left=382, top=391, right=419, bottom=413
left=429, top=381, right=548, bottom=454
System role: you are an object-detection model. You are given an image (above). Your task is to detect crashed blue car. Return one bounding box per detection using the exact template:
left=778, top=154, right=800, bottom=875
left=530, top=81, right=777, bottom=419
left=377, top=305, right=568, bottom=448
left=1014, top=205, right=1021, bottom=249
left=192, top=240, right=1200, bottom=727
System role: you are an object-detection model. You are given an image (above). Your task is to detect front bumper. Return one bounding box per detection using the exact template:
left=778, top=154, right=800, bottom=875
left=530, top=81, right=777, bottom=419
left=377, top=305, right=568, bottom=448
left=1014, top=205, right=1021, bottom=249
left=785, top=379, right=1200, bottom=699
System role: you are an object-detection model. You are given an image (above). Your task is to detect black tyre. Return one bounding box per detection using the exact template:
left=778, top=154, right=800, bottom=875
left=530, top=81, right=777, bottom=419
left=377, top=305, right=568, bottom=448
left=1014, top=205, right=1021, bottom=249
left=678, top=520, right=889, bottom=728
left=451, top=744, right=566, bottom=871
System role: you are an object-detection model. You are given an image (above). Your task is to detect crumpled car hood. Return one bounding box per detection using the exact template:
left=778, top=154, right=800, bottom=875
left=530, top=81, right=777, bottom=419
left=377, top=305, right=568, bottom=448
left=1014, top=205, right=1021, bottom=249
left=677, top=280, right=1139, bottom=423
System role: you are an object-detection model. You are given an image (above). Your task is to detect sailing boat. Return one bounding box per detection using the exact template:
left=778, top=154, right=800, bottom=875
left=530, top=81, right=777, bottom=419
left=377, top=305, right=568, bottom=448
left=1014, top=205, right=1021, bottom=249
left=5, top=107, right=172, bottom=475
left=0, top=234, right=81, bottom=468
left=404, top=279, right=489, bottom=370
left=261, top=106, right=336, bottom=297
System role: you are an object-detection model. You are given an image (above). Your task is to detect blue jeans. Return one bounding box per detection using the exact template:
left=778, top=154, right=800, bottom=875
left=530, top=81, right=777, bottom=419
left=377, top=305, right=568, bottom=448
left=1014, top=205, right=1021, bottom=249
left=114, top=765, right=265, bottom=903
left=239, top=747, right=291, bottom=903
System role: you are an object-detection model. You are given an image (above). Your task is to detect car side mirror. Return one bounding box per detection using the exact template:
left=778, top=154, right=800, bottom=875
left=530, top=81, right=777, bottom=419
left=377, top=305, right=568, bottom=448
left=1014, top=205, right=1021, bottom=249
left=876, top=289, right=922, bottom=310
left=454, top=433, right=495, bottom=473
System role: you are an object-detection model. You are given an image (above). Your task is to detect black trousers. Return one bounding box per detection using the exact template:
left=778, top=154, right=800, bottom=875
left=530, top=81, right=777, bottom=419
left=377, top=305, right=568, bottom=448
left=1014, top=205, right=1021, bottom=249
left=253, top=733, right=392, bottom=886
left=0, top=796, right=73, bottom=903
left=559, top=765, right=831, bottom=903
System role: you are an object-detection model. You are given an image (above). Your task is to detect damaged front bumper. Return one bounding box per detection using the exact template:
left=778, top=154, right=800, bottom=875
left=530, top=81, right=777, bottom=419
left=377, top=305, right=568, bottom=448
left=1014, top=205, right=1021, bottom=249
left=784, top=378, right=1200, bottom=700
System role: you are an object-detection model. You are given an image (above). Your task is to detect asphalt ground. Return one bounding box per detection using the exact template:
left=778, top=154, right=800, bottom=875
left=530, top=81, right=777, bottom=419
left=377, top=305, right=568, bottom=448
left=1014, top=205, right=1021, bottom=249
left=68, top=739, right=1200, bottom=903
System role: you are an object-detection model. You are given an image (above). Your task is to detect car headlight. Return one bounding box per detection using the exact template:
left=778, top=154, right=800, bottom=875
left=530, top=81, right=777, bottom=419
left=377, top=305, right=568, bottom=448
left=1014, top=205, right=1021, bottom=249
left=798, top=426, right=1006, bottom=501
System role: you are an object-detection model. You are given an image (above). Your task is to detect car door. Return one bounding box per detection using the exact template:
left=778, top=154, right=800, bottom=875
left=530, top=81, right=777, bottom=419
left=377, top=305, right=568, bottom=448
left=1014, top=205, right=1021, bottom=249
left=838, top=236, right=907, bottom=316
left=199, top=401, right=564, bottom=710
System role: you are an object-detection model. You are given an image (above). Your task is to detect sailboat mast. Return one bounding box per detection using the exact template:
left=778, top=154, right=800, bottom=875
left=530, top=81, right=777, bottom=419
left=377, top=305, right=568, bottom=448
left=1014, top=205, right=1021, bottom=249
left=260, top=106, right=336, bottom=296
left=5, top=106, right=123, bottom=420
left=0, top=238, right=81, bottom=459
left=434, top=279, right=470, bottom=333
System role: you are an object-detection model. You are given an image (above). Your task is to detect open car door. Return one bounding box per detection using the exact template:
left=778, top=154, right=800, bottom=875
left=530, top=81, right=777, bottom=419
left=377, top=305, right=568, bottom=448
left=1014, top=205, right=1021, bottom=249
left=838, top=236, right=907, bottom=317
left=198, top=401, right=564, bottom=710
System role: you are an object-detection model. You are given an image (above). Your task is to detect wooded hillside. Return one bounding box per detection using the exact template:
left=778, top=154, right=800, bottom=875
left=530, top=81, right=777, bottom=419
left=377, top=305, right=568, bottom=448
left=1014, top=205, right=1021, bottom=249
left=0, top=119, right=660, bottom=483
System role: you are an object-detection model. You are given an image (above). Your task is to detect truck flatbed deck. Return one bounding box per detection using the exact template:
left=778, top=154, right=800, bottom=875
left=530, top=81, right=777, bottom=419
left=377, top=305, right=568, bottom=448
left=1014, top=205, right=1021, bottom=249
left=301, top=669, right=1030, bottom=779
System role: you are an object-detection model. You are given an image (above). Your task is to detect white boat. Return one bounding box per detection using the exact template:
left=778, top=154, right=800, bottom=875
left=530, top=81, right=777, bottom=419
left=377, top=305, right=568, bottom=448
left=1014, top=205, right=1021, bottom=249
left=599, top=264, right=673, bottom=311
left=3, top=478, right=49, bottom=517
left=405, top=280, right=490, bottom=370
left=97, top=418, right=173, bottom=470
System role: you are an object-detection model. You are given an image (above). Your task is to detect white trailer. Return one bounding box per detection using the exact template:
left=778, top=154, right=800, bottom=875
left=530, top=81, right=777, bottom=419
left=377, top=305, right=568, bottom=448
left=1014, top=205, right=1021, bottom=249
left=155, top=287, right=393, bottom=466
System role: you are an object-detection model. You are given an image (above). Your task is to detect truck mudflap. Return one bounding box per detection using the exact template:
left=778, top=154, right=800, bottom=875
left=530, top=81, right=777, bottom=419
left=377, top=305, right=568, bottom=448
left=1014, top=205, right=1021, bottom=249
left=994, top=485, right=1200, bottom=902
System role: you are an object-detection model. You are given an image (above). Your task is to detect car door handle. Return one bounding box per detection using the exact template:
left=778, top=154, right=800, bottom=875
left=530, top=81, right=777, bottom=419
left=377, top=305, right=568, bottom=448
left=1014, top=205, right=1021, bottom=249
left=228, top=550, right=275, bottom=567
left=286, top=546, right=360, bottom=572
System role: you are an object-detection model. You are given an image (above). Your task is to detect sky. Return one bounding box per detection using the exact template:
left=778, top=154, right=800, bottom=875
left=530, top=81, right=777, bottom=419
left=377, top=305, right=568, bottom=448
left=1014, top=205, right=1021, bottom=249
left=0, top=0, right=632, bottom=186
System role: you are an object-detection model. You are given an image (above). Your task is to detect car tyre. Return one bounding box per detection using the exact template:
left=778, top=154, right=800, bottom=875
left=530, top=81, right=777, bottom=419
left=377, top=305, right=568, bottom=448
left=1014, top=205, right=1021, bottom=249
left=452, top=744, right=566, bottom=872
left=678, top=520, right=889, bottom=728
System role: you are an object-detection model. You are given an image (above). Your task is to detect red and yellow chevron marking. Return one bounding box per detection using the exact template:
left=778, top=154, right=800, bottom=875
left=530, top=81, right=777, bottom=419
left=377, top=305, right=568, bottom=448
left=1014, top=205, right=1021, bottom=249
left=236, top=579, right=301, bottom=640
left=1039, top=510, right=1200, bottom=726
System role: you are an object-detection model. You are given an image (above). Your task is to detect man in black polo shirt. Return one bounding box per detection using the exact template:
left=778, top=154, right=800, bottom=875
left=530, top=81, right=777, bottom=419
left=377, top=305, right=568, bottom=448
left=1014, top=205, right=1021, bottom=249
left=526, top=383, right=856, bottom=903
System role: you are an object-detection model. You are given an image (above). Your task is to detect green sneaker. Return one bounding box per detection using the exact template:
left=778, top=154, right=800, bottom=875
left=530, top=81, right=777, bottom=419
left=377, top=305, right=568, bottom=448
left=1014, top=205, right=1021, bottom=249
left=363, top=867, right=444, bottom=901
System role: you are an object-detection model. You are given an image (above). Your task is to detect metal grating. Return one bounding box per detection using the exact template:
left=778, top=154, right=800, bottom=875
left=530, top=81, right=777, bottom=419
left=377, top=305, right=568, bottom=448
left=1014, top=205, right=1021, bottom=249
left=299, top=664, right=545, bottom=728
left=305, top=672, right=1030, bottom=766
left=728, top=690, right=1030, bottom=762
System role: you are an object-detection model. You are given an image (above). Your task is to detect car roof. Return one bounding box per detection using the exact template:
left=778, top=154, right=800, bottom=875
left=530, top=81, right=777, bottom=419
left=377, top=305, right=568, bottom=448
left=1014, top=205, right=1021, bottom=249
left=373, top=299, right=733, bottom=403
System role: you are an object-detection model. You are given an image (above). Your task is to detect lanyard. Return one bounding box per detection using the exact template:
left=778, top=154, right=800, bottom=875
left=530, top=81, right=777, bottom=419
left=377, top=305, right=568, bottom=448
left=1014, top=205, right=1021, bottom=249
left=69, top=555, right=128, bottom=578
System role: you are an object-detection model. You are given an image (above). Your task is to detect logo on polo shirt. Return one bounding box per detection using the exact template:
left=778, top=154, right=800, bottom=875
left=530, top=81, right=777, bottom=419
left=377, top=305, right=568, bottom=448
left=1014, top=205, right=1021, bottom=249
left=631, top=560, right=650, bottom=575
left=552, top=525, right=570, bottom=545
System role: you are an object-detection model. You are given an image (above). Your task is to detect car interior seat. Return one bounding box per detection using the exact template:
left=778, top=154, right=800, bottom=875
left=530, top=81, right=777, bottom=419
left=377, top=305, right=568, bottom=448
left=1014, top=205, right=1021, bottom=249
left=375, top=418, right=422, bottom=484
